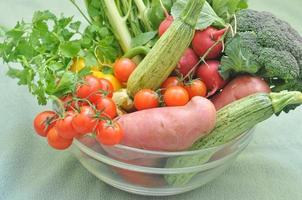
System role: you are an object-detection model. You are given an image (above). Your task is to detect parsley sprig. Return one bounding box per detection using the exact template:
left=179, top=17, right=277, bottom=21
left=0, top=10, right=122, bottom=105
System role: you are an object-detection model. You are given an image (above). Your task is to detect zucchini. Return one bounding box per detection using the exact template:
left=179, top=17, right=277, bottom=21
left=127, top=0, right=206, bottom=97
left=165, top=91, right=302, bottom=185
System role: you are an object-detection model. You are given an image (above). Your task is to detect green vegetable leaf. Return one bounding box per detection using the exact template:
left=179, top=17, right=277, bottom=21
left=211, top=0, right=248, bottom=22
left=5, top=22, right=25, bottom=39
left=0, top=11, right=88, bottom=105
left=81, top=50, right=98, bottom=67
left=131, top=31, right=157, bottom=48
left=59, top=40, right=81, bottom=58
left=53, top=71, right=77, bottom=96
left=146, top=0, right=174, bottom=30
left=220, top=34, right=261, bottom=79
left=32, top=10, right=56, bottom=23
left=102, top=66, right=114, bottom=74
left=6, top=67, right=32, bottom=85
left=70, top=21, right=81, bottom=32
left=77, top=66, right=92, bottom=78
left=171, top=0, right=225, bottom=30
left=237, top=0, right=249, bottom=9
left=0, top=25, right=6, bottom=37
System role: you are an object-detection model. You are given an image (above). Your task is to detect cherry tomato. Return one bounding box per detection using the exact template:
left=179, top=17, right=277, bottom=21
left=61, top=95, right=88, bottom=111
left=76, top=75, right=102, bottom=101
left=185, top=80, right=207, bottom=99
left=134, top=89, right=159, bottom=110
left=96, top=97, right=117, bottom=119
left=70, top=57, right=85, bottom=73
left=161, top=76, right=183, bottom=94
left=56, top=111, right=79, bottom=139
left=163, top=86, right=189, bottom=107
left=72, top=106, right=98, bottom=135
left=33, top=111, right=57, bottom=137
left=96, top=121, right=124, bottom=146
left=98, top=78, right=114, bottom=99
left=114, top=58, right=136, bottom=83
left=92, top=70, right=122, bottom=91
left=47, top=127, right=73, bottom=150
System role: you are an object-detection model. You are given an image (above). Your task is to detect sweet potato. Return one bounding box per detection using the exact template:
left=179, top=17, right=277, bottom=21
left=117, top=97, right=216, bottom=151
left=211, top=75, right=271, bottom=110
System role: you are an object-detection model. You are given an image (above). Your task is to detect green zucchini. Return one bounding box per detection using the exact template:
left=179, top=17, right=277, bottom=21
left=127, top=0, right=206, bottom=97
left=165, top=91, right=302, bottom=186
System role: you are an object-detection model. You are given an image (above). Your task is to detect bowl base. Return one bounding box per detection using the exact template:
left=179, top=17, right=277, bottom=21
left=76, top=153, right=233, bottom=196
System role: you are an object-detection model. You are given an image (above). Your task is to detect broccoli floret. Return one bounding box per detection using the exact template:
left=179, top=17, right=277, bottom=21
left=258, top=48, right=300, bottom=80
left=221, top=9, right=302, bottom=92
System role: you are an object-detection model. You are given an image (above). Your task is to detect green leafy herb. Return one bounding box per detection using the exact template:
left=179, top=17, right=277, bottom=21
left=0, top=25, right=6, bottom=37
left=0, top=10, right=121, bottom=105
left=171, top=0, right=226, bottom=30
left=131, top=31, right=157, bottom=47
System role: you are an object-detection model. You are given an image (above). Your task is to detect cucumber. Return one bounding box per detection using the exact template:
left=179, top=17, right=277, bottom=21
left=165, top=91, right=302, bottom=185
left=127, top=0, right=206, bottom=97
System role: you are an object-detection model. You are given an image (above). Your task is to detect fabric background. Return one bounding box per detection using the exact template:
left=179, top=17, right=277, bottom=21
left=0, top=0, right=302, bottom=199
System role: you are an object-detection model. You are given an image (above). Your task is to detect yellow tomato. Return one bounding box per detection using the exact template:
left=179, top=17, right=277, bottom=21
left=70, top=58, right=85, bottom=73
left=92, top=71, right=122, bottom=91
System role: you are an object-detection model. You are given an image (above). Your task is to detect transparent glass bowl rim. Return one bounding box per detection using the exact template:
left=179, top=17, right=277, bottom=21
left=73, top=129, right=254, bottom=174
left=74, top=128, right=254, bottom=157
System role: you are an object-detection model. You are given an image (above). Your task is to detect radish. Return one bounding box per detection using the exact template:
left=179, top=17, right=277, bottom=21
left=192, top=27, right=226, bottom=59
left=196, top=60, right=227, bottom=97
left=158, top=16, right=174, bottom=37
left=177, top=48, right=199, bottom=76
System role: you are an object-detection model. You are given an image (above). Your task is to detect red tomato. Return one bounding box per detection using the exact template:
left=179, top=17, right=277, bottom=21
left=98, top=78, right=114, bottom=99
left=134, top=89, right=159, bottom=110
left=96, top=121, right=124, bottom=146
left=72, top=106, right=98, bottom=135
left=33, top=111, right=57, bottom=137
left=163, top=86, right=189, bottom=107
left=47, top=128, right=73, bottom=150
left=185, top=80, right=207, bottom=99
left=61, top=95, right=88, bottom=111
left=161, top=76, right=183, bottom=94
left=95, top=97, right=117, bottom=119
left=76, top=75, right=102, bottom=99
left=56, top=111, right=79, bottom=139
left=114, top=58, right=136, bottom=83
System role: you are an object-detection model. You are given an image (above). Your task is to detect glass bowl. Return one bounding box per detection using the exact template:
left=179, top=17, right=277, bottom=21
left=72, top=129, right=254, bottom=196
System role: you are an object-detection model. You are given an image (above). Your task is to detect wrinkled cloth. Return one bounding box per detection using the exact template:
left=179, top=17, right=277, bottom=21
left=0, top=0, right=302, bottom=199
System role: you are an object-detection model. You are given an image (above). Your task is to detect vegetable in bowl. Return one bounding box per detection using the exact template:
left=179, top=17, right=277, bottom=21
left=1, top=0, right=302, bottom=195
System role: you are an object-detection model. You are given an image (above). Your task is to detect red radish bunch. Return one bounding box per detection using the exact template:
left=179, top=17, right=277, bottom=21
left=192, top=27, right=226, bottom=59
left=33, top=75, right=124, bottom=150
left=158, top=16, right=174, bottom=37
left=177, top=48, right=199, bottom=76
left=197, top=60, right=227, bottom=96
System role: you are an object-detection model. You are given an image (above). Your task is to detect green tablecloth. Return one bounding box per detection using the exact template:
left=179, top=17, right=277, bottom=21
left=1, top=1, right=302, bottom=199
